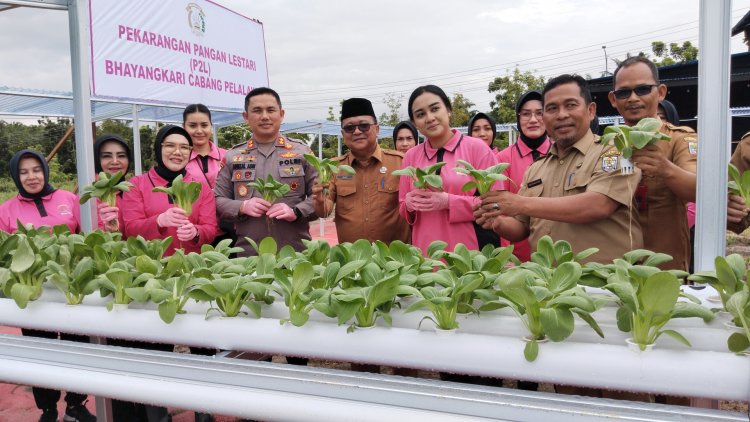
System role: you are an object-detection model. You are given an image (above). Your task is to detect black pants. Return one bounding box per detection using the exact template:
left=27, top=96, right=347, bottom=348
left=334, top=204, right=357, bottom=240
left=20, top=329, right=89, bottom=410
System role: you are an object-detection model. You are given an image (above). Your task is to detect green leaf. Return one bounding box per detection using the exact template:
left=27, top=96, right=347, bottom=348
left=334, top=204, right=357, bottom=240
left=728, top=332, right=750, bottom=353
left=540, top=307, right=575, bottom=342
left=10, top=237, right=35, bottom=274
left=659, top=329, right=691, bottom=347
left=640, top=272, right=680, bottom=317
left=548, top=262, right=581, bottom=293
left=524, top=340, right=539, bottom=362
left=158, top=301, right=179, bottom=324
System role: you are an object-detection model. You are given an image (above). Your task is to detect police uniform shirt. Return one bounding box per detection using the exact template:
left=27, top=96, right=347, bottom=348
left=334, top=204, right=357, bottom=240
left=635, top=122, right=697, bottom=270
left=328, top=145, right=410, bottom=244
left=214, top=136, right=318, bottom=255
left=516, top=130, right=643, bottom=264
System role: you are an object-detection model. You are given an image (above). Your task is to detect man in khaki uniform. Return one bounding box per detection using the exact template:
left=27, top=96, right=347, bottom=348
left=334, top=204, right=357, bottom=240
left=476, top=74, right=642, bottom=264
left=313, top=97, right=410, bottom=244
left=608, top=57, right=697, bottom=271
left=215, top=87, right=318, bottom=256
left=728, top=131, right=750, bottom=232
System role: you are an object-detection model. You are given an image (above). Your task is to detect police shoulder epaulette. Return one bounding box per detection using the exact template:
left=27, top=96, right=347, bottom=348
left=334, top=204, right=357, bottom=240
left=230, top=141, right=248, bottom=149
left=665, top=122, right=696, bottom=134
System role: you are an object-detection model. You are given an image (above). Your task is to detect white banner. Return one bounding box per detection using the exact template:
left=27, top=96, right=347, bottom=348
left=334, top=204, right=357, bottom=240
left=89, top=0, right=268, bottom=110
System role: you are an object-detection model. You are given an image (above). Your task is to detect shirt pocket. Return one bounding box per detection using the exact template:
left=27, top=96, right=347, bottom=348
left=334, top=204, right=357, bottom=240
left=336, top=182, right=357, bottom=211
left=278, top=165, right=305, bottom=197
left=376, top=175, right=399, bottom=209
left=525, top=184, right=544, bottom=198
left=562, top=172, right=589, bottom=196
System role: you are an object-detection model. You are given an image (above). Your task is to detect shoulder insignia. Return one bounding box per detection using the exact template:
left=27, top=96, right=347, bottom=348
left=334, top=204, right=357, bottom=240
left=230, top=141, right=248, bottom=149
left=665, top=122, right=696, bottom=134
left=601, top=150, right=620, bottom=173
left=684, top=135, right=698, bottom=155
left=246, top=139, right=255, bottom=149
left=285, top=143, right=294, bottom=150
left=382, top=148, right=405, bottom=158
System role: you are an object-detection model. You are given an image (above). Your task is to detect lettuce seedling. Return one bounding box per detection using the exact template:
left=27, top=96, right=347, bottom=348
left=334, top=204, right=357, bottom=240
left=0, top=234, right=50, bottom=308
left=600, top=117, right=671, bottom=159
left=728, top=163, right=750, bottom=206
left=248, top=174, right=291, bottom=203
left=97, top=261, right=150, bottom=310
left=453, top=160, right=512, bottom=195
left=406, top=269, right=485, bottom=330
left=47, top=255, right=97, bottom=305
left=605, top=266, right=713, bottom=351
left=303, top=153, right=355, bottom=197
left=725, top=287, right=750, bottom=354
left=80, top=171, right=132, bottom=208
left=483, top=261, right=603, bottom=362
left=271, top=261, right=329, bottom=326
left=392, top=162, right=446, bottom=190
left=152, top=174, right=202, bottom=215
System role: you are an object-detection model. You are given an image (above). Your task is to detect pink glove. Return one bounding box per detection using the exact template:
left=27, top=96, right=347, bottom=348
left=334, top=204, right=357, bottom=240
left=267, top=203, right=297, bottom=221
left=409, top=190, right=450, bottom=212
left=97, top=202, right=120, bottom=230
left=176, top=222, right=198, bottom=242
left=157, top=207, right=189, bottom=228
left=404, top=190, right=420, bottom=212
left=241, top=197, right=272, bottom=217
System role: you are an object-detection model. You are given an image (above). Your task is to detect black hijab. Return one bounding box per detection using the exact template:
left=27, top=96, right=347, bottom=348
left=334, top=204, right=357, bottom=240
left=9, top=149, right=56, bottom=200
left=153, top=125, right=192, bottom=184
left=94, top=134, right=133, bottom=174
left=468, top=112, right=497, bottom=146
left=392, top=121, right=419, bottom=144
left=515, top=90, right=548, bottom=150
left=659, top=100, right=681, bottom=126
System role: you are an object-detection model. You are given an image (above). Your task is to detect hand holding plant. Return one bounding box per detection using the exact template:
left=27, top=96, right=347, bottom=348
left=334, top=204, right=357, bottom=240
left=80, top=171, right=132, bottom=229
left=728, top=163, right=750, bottom=206
left=601, top=117, right=671, bottom=160
left=248, top=174, right=290, bottom=203
left=453, top=160, right=512, bottom=194
left=392, top=162, right=446, bottom=190
left=303, top=153, right=355, bottom=198
left=152, top=174, right=202, bottom=216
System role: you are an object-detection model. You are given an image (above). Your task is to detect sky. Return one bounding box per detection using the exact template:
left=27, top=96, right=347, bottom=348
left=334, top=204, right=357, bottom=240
left=1, top=0, right=749, bottom=123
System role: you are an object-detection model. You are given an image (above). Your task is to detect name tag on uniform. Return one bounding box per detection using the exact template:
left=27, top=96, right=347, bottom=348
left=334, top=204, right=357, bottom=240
left=337, top=174, right=353, bottom=180
left=527, top=179, right=542, bottom=188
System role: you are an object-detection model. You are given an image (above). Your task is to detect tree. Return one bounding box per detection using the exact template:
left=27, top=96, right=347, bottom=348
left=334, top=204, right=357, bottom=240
left=449, top=93, right=475, bottom=127
left=488, top=68, right=545, bottom=123
left=651, top=40, right=698, bottom=66
left=377, top=92, right=404, bottom=127
left=218, top=123, right=250, bottom=149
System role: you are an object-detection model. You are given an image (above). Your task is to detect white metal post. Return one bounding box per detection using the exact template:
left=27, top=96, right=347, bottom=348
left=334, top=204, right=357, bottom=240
left=68, top=0, right=96, bottom=232
left=132, top=104, right=142, bottom=175
left=695, top=0, right=732, bottom=271
left=318, top=124, right=325, bottom=238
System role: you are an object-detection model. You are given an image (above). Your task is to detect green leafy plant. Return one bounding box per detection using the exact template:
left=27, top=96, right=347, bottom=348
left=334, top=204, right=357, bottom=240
left=79, top=171, right=132, bottom=207
left=600, top=117, right=671, bottom=159
left=0, top=234, right=51, bottom=308
left=406, top=269, right=485, bottom=330
left=47, top=254, right=97, bottom=305
left=482, top=261, right=604, bottom=362
left=97, top=261, right=149, bottom=310
left=392, top=162, right=446, bottom=190
left=727, top=163, right=750, bottom=206
left=152, top=174, right=202, bottom=215
left=303, top=153, right=355, bottom=196
left=689, top=254, right=746, bottom=320
left=453, top=160, right=512, bottom=195
left=725, top=287, right=750, bottom=354
left=248, top=174, right=291, bottom=203
left=271, top=261, right=328, bottom=326
left=605, top=266, right=713, bottom=351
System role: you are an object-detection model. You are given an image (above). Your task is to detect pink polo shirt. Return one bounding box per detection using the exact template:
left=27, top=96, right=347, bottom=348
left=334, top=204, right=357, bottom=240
left=0, top=190, right=80, bottom=234
left=121, top=168, right=218, bottom=256
left=185, top=142, right=226, bottom=188
left=399, top=130, right=500, bottom=254
left=495, top=137, right=552, bottom=262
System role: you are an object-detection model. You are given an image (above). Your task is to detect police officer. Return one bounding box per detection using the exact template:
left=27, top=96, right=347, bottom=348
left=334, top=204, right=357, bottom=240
left=608, top=56, right=697, bottom=271
left=214, top=87, right=317, bottom=256
left=476, top=74, right=643, bottom=264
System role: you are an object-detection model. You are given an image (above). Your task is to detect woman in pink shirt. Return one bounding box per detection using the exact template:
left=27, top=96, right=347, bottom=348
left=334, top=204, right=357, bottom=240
left=183, top=103, right=226, bottom=188
left=495, top=90, right=553, bottom=262
left=0, top=150, right=96, bottom=421
left=93, top=134, right=131, bottom=232
left=121, top=125, right=217, bottom=256
left=399, top=85, right=499, bottom=253
left=0, top=149, right=79, bottom=234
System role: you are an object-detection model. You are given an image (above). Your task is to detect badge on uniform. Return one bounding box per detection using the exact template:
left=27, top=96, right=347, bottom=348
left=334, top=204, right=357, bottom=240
left=238, top=185, right=248, bottom=197
left=232, top=155, right=242, bottom=162
left=601, top=151, right=619, bottom=173
left=289, top=181, right=299, bottom=191
left=276, top=137, right=286, bottom=147
left=281, top=151, right=299, bottom=159
left=247, top=140, right=255, bottom=149
left=219, top=157, right=226, bottom=169
left=283, top=166, right=299, bottom=176
left=379, top=166, right=387, bottom=174
left=685, top=136, right=697, bottom=155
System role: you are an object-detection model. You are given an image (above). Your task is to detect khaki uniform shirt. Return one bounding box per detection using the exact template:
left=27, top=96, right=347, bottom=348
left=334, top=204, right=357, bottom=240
left=516, top=130, right=643, bottom=264
left=636, top=123, right=697, bottom=270
left=728, top=131, right=750, bottom=233
left=215, top=136, right=318, bottom=256
left=328, top=146, right=410, bottom=244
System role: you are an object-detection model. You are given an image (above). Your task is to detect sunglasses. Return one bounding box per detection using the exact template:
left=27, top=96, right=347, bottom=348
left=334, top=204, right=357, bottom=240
left=612, top=84, right=657, bottom=100
left=342, top=123, right=374, bottom=134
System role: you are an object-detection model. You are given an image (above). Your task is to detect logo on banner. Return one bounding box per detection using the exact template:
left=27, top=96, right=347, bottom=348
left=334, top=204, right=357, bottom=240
left=186, top=3, right=206, bottom=36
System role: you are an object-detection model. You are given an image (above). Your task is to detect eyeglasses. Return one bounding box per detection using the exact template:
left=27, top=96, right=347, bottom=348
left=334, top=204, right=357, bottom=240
left=342, top=123, right=374, bottom=134
left=162, top=142, right=192, bottom=154
left=518, top=111, right=543, bottom=121
left=612, top=84, right=657, bottom=100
